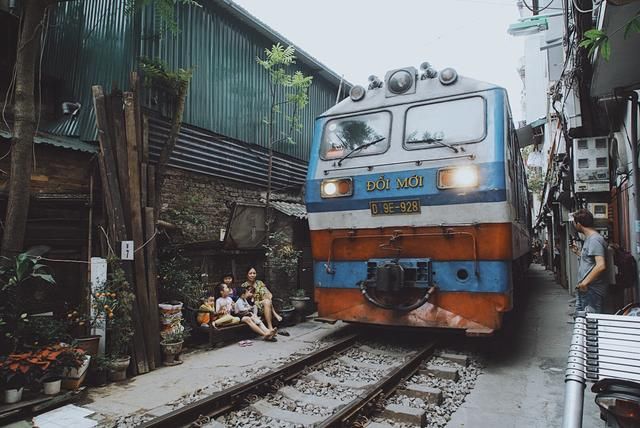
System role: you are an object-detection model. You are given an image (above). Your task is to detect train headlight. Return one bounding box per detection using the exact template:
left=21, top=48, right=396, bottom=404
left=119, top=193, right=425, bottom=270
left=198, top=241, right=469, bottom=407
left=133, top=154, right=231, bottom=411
left=350, top=85, right=366, bottom=101
left=388, top=70, right=414, bottom=94
left=437, top=166, right=479, bottom=189
left=439, top=67, right=458, bottom=85
left=321, top=178, right=353, bottom=198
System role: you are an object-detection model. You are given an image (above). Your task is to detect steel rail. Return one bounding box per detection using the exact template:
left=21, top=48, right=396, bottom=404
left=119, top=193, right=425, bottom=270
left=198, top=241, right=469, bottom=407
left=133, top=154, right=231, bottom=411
left=140, top=334, right=359, bottom=428
left=316, top=340, right=437, bottom=428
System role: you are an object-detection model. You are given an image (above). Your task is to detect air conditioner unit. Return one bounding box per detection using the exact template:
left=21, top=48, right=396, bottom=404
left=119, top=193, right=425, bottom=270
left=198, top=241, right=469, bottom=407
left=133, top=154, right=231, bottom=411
left=587, top=202, right=608, bottom=219
left=573, top=137, right=609, bottom=193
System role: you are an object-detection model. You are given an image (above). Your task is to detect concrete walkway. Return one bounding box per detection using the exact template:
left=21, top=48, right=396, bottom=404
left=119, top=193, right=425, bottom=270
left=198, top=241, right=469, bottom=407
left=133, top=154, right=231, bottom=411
left=447, top=264, right=601, bottom=428
left=79, top=319, right=346, bottom=425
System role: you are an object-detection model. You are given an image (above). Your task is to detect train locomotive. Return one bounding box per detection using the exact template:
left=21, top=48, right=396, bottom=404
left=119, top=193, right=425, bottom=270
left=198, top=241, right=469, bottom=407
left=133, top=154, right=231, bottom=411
left=304, top=64, right=531, bottom=335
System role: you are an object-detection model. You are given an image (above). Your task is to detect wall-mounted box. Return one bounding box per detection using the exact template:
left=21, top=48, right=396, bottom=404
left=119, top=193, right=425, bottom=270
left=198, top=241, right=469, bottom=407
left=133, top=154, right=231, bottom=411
left=573, top=137, right=609, bottom=193
left=587, top=202, right=608, bottom=219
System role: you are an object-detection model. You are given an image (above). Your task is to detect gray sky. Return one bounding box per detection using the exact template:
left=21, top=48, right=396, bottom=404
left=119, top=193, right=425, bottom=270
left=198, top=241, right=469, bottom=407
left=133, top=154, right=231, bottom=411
left=234, top=0, right=526, bottom=121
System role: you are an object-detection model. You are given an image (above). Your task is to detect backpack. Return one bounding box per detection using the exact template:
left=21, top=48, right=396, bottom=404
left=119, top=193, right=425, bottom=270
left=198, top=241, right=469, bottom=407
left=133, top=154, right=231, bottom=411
left=612, top=247, right=638, bottom=290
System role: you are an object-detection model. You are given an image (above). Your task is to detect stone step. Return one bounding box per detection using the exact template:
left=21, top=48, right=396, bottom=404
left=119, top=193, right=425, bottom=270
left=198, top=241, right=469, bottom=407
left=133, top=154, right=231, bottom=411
left=304, top=371, right=372, bottom=389
left=250, top=399, right=324, bottom=427
left=381, top=403, right=426, bottom=426
left=420, top=364, right=459, bottom=381
left=399, top=384, right=443, bottom=405
left=338, top=355, right=394, bottom=371
left=438, top=352, right=469, bottom=366
left=279, top=386, right=343, bottom=410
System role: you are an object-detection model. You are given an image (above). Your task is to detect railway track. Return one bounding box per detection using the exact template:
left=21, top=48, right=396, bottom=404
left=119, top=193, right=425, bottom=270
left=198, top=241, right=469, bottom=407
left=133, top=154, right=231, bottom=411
left=138, top=333, right=476, bottom=428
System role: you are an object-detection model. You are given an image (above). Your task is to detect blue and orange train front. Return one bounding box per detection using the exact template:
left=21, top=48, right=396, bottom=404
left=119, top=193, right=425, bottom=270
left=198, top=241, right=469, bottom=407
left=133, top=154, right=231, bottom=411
left=305, top=79, right=522, bottom=335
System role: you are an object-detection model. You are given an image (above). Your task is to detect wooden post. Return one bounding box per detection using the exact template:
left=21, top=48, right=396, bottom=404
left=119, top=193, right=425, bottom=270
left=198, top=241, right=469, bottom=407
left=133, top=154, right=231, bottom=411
left=124, top=91, right=155, bottom=370
left=145, top=207, right=161, bottom=365
left=93, top=85, right=149, bottom=375
left=110, top=90, right=131, bottom=232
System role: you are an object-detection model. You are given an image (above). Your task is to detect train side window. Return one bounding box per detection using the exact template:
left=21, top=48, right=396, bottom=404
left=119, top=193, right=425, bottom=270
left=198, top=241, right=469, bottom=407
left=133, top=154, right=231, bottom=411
left=320, top=111, right=391, bottom=160
left=403, top=96, right=486, bottom=150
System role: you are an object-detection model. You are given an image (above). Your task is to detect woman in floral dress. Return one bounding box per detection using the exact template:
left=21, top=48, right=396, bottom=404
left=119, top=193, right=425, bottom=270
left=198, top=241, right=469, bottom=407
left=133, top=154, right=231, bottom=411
left=241, top=267, right=282, bottom=331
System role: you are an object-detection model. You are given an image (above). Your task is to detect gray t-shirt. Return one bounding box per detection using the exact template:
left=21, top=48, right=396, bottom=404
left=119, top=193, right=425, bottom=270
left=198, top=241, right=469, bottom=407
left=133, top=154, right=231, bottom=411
left=577, top=233, right=608, bottom=296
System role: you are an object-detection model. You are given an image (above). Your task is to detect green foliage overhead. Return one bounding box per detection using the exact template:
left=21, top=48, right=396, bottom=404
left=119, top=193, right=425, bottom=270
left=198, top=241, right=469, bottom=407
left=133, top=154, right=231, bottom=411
left=139, top=57, right=193, bottom=96
left=126, top=0, right=202, bottom=35
left=579, top=11, right=640, bottom=61
left=257, top=43, right=313, bottom=146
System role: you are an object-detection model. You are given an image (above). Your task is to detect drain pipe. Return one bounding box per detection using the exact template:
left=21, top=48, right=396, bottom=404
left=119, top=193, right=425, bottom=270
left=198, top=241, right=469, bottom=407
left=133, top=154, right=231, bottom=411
left=561, top=313, right=587, bottom=428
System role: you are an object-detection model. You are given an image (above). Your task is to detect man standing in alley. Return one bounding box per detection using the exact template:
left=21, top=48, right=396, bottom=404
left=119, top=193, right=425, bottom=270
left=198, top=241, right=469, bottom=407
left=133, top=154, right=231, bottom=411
left=570, top=208, right=608, bottom=313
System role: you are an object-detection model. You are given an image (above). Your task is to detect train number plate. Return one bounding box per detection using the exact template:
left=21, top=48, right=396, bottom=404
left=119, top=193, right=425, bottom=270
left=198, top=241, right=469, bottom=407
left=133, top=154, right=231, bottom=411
left=370, top=199, right=421, bottom=216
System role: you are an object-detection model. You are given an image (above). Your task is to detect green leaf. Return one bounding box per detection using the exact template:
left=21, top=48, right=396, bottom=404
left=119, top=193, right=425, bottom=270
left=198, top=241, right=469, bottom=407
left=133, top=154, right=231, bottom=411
left=624, top=16, right=640, bottom=39
left=600, top=39, right=611, bottom=61
left=31, top=273, right=56, bottom=284
left=584, top=29, right=606, bottom=40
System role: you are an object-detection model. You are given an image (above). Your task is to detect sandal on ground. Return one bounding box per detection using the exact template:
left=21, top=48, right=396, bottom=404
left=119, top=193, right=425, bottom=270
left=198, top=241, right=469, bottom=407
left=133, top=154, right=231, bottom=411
left=278, top=330, right=290, bottom=336
left=263, top=336, right=277, bottom=342
left=238, top=340, right=253, bottom=347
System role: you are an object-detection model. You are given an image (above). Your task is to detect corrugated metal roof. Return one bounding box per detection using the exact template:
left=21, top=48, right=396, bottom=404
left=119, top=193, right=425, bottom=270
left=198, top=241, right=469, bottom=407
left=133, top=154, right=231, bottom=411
left=42, top=0, right=348, bottom=161
left=270, top=200, right=307, bottom=219
left=0, top=128, right=98, bottom=154
left=148, top=115, right=308, bottom=189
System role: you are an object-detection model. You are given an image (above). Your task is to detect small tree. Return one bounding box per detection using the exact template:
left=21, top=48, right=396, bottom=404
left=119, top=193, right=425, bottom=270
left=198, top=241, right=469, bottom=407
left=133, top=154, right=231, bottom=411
left=256, top=44, right=312, bottom=277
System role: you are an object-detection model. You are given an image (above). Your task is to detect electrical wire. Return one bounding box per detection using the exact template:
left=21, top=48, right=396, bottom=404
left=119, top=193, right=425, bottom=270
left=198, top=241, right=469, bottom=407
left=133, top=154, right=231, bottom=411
left=571, top=0, right=602, bottom=14
left=520, top=0, right=558, bottom=13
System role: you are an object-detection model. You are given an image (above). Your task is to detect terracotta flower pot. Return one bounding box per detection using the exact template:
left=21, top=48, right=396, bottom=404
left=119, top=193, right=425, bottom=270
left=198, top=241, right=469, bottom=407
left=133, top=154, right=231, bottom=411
left=75, top=335, right=101, bottom=357
left=62, top=355, right=91, bottom=390
left=108, top=356, right=130, bottom=381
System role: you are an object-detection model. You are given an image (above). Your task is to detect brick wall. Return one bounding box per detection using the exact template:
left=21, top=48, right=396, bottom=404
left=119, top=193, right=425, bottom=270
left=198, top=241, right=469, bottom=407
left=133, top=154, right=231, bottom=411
left=160, top=167, right=266, bottom=241
left=159, top=167, right=306, bottom=299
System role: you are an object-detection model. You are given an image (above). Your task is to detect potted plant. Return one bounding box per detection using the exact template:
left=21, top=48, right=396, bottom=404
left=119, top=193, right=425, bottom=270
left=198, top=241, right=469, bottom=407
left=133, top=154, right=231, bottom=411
left=160, top=324, right=189, bottom=366
left=92, top=259, right=135, bottom=382
left=88, top=355, right=111, bottom=387
left=289, top=289, right=310, bottom=313
left=37, top=344, right=85, bottom=394
left=274, top=298, right=296, bottom=326
left=0, top=352, right=46, bottom=403
left=0, top=250, right=55, bottom=354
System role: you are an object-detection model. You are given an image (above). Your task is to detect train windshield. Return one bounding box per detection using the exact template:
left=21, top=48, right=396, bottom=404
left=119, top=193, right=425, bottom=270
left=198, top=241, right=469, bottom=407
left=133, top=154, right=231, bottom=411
left=320, top=111, right=391, bottom=160
left=404, top=97, right=485, bottom=150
